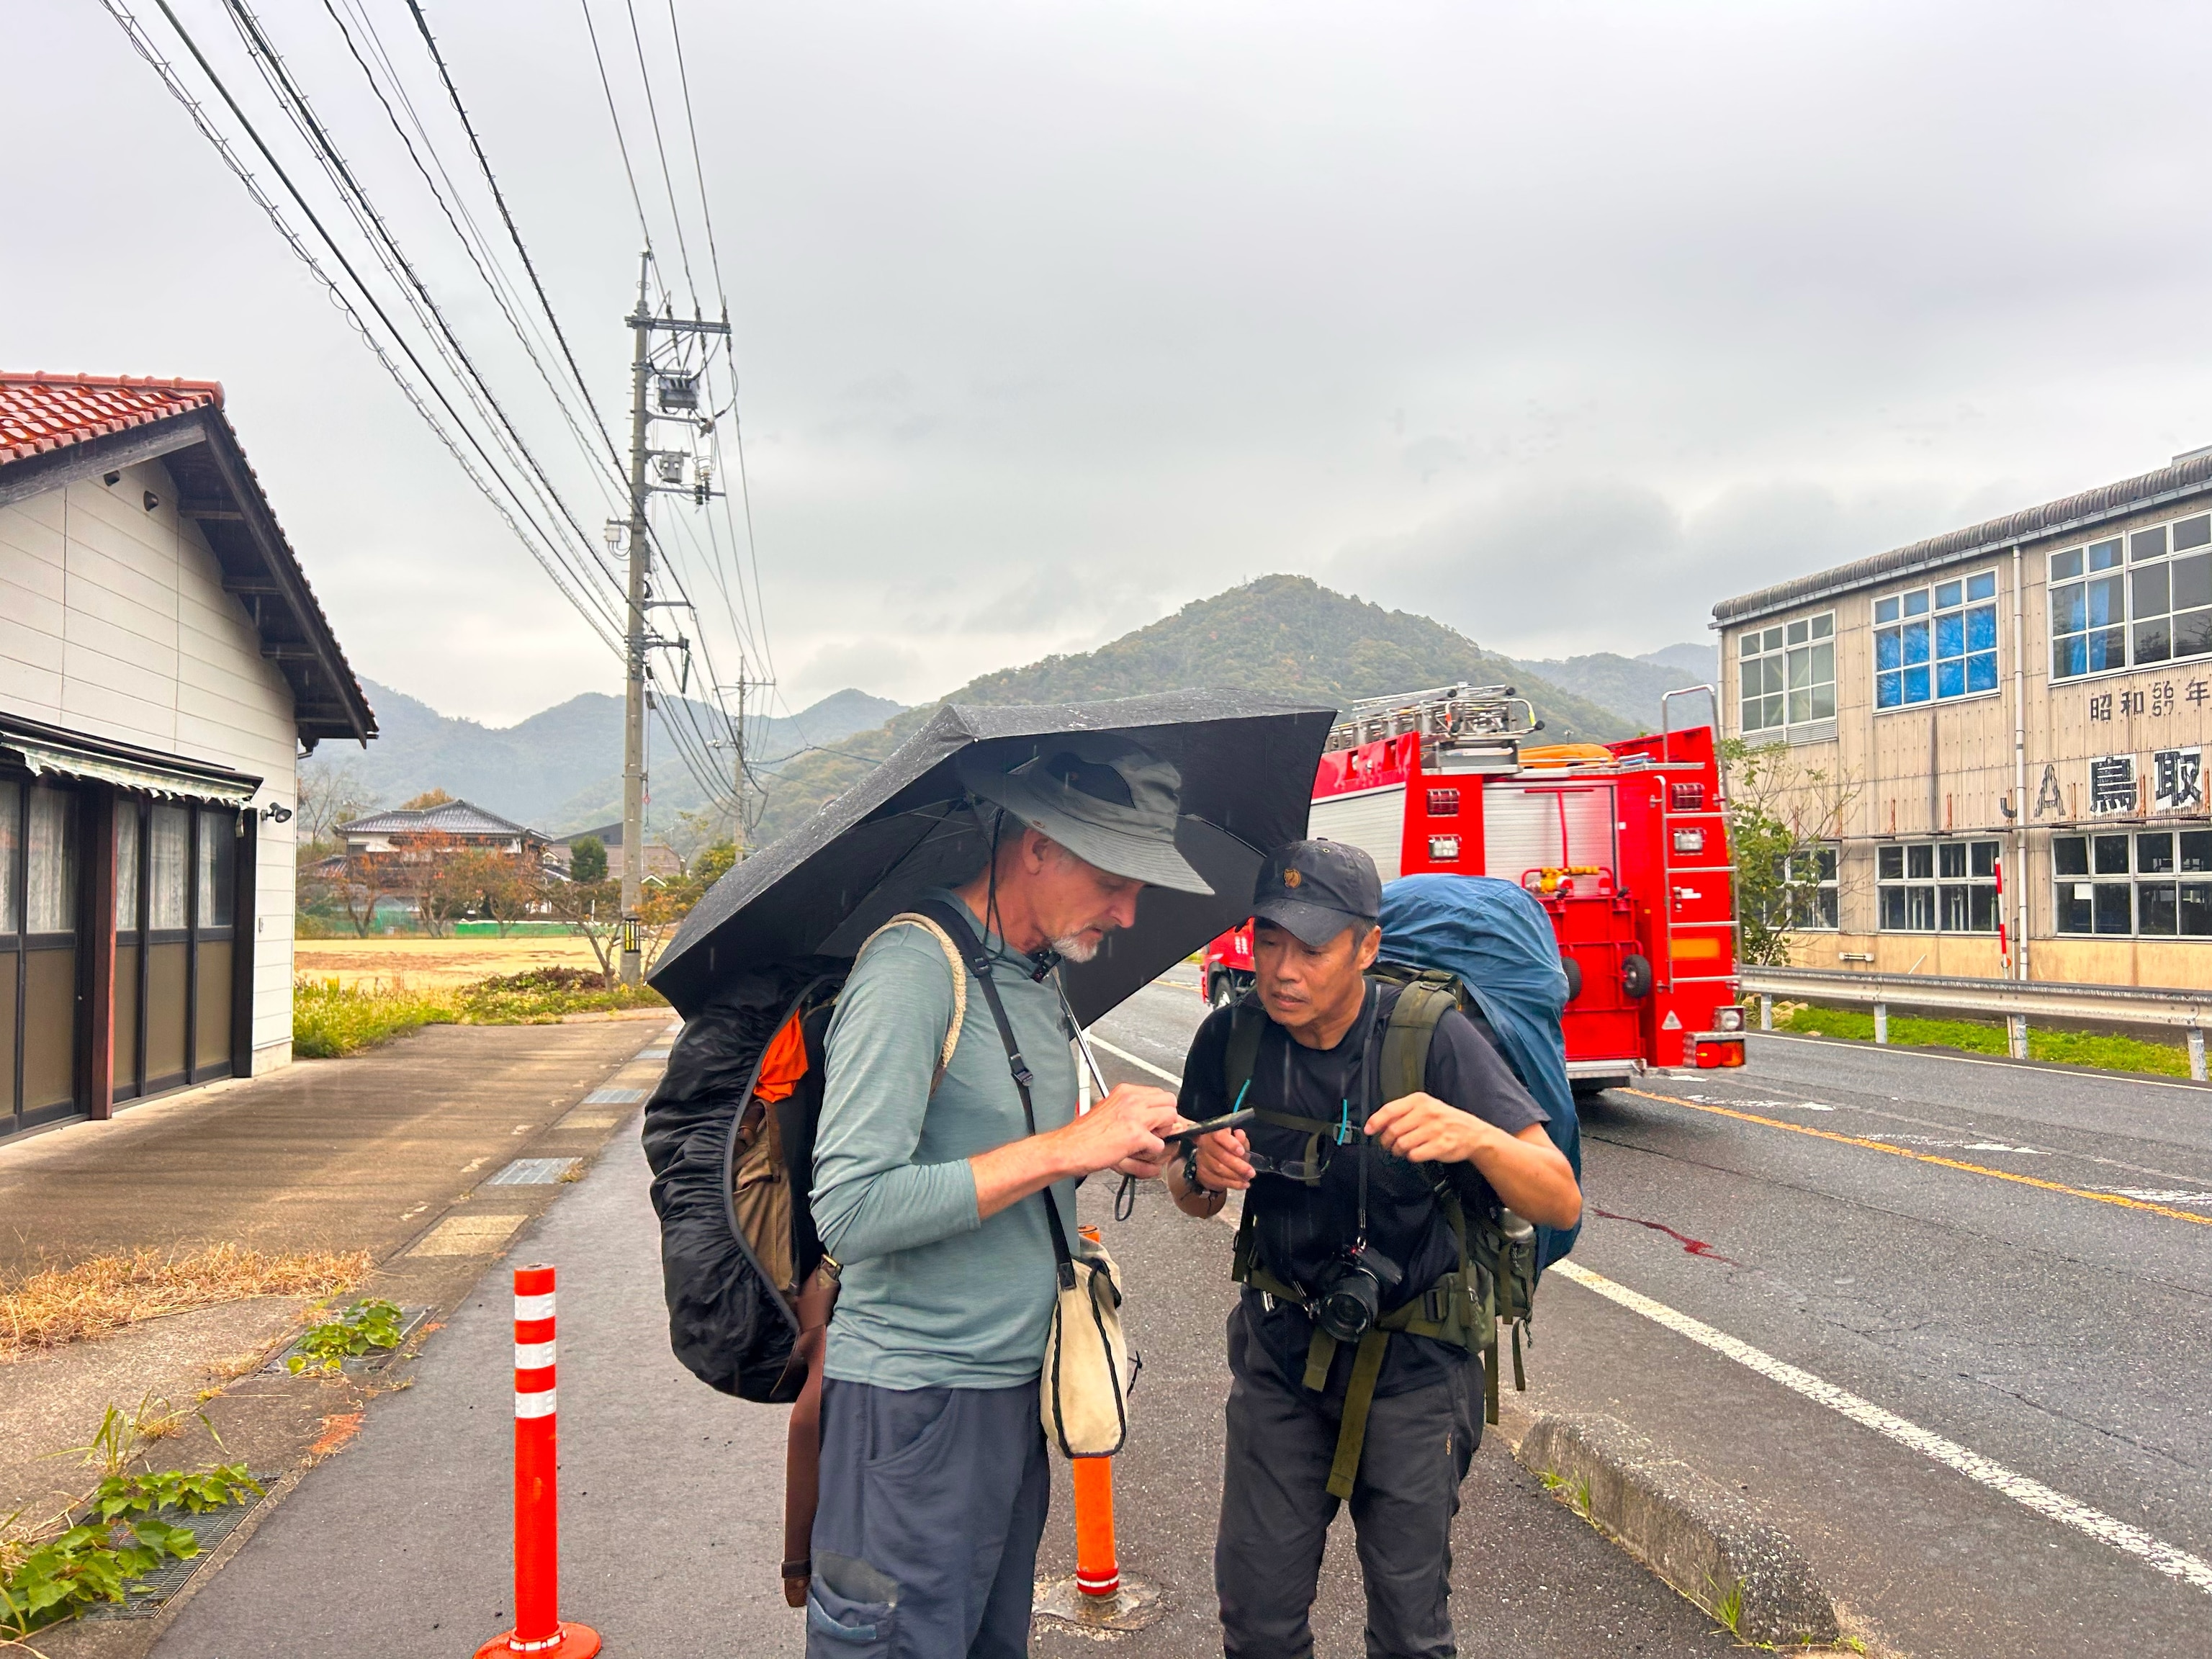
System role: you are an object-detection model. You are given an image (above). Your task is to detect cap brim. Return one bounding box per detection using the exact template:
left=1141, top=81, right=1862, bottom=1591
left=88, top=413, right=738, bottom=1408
left=1251, top=895, right=1369, bottom=950
left=976, top=772, right=1215, bottom=895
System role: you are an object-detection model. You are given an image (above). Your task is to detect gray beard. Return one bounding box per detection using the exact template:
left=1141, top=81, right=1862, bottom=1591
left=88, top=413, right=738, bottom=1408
left=1050, top=932, right=1102, bottom=964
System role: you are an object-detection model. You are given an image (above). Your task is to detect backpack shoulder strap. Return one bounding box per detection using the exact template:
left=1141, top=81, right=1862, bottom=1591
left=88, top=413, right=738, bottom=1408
left=1222, top=997, right=1266, bottom=1108
left=1378, top=975, right=1458, bottom=1105
left=856, top=911, right=966, bottom=1091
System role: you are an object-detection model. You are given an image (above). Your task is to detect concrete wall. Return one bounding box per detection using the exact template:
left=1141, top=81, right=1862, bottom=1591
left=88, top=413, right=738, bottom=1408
left=0, top=458, right=300, bottom=1068
left=1722, top=492, right=2212, bottom=989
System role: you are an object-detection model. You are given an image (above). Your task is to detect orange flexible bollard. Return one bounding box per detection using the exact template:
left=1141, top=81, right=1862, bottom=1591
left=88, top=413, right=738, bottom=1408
left=1071, top=1457, right=1120, bottom=1600
left=475, top=1265, right=601, bottom=1658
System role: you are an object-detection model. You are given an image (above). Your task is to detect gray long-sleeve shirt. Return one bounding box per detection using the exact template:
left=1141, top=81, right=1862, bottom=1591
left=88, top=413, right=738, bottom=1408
left=811, top=890, right=1078, bottom=1390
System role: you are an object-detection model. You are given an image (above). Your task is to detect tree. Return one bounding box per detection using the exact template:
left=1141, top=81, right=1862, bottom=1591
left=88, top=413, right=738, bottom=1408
left=568, top=835, right=608, bottom=883
left=536, top=871, right=623, bottom=986
left=1721, top=739, right=1862, bottom=967
left=401, top=787, right=456, bottom=810
left=328, top=852, right=394, bottom=938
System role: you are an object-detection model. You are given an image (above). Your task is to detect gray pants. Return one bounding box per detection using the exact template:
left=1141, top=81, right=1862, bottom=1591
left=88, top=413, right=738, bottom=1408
left=806, top=1377, right=1048, bottom=1658
left=1216, top=1306, right=1480, bottom=1659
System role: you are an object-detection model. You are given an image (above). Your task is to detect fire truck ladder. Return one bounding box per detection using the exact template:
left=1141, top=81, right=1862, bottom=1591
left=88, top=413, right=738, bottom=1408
left=1656, top=685, right=1735, bottom=995
left=1326, top=684, right=1539, bottom=753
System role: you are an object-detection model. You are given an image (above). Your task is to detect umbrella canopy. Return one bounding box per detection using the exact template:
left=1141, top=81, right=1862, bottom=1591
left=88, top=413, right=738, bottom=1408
left=649, top=691, right=1338, bottom=1024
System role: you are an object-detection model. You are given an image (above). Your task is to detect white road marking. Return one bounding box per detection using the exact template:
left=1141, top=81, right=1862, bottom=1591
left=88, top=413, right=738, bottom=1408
left=1088, top=1034, right=1186, bottom=1087
left=1859, top=1133, right=2049, bottom=1155
left=1553, top=1259, right=2212, bottom=1596
left=1686, top=1094, right=1835, bottom=1112
left=2101, top=1188, right=2212, bottom=1205
left=1752, top=1030, right=2212, bottom=1094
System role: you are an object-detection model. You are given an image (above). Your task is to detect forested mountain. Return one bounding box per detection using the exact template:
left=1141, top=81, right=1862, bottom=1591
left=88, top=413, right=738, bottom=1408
left=749, top=575, right=1632, bottom=842
left=1510, top=644, right=1720, bottom=732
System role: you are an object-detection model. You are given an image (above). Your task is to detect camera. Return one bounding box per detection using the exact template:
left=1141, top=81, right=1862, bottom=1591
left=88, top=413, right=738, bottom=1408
left=1311, top=1243, right=1403, bottom=1344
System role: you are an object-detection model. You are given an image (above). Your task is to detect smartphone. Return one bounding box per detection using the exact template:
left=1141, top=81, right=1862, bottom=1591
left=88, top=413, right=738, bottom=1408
left=1161, top=1107, right=1256, bottom=1146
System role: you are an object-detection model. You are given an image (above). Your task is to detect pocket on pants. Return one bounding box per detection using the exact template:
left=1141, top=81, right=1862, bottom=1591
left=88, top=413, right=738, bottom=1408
left=807, top=1552, right=899, bottom=1654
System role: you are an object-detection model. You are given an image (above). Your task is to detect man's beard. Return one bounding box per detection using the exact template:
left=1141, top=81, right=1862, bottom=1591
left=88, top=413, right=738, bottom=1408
left=1050, top=931, right=1103, bottom=964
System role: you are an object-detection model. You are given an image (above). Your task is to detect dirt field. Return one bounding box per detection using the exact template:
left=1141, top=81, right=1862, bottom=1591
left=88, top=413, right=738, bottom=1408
left=293, top=935, right=607, bottom=989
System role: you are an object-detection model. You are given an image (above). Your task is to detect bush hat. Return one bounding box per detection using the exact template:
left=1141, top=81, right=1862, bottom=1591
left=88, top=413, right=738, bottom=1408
left=957, top=735, right=1215, bottom=895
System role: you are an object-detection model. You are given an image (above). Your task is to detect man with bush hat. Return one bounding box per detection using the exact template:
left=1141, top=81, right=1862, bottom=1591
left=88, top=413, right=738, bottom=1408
left=1169, top=838, right=1582, bottom=1657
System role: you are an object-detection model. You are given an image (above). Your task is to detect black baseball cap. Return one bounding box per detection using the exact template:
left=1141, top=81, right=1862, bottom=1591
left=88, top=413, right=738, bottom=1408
left=1250, top=839, right=1382, bottom=949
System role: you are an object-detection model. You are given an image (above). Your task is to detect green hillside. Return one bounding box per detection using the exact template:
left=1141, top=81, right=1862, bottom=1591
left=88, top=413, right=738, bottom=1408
left=750, top=575, right=1630, bottom=843
left=1511, top=649, right=1718, bottom=732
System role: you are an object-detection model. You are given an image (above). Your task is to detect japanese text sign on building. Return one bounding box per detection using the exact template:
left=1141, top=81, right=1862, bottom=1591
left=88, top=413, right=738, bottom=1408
left=2089, top=754, right=2138, bottom=816
left=2153, top=747, right=2204, bottom=814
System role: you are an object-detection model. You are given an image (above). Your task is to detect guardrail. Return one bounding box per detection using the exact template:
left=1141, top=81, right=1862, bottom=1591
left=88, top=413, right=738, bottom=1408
left=1737, top=964, right=2210, bottom=1081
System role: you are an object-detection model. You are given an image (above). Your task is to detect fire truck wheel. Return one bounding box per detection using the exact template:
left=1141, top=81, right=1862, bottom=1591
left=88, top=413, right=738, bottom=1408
left=1561, top=957, right=1583, bottom=1002
left=1211, top=976, right=1238, bottom=1011
left=1621, top=954, right=1653, bottom=998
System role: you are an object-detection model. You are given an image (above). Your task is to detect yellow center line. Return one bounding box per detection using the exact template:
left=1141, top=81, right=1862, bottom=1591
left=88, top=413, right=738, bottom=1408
left=1622, top=1086, right=2212, bottom=1228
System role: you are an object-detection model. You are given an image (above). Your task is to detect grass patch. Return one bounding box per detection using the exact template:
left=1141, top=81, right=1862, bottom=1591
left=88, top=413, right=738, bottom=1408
left=0, top=1245, right=370, bottom=1362
left=1773, top=1002, right=2195, bottom=1079
left=294, top=969, right=665, bottom=1057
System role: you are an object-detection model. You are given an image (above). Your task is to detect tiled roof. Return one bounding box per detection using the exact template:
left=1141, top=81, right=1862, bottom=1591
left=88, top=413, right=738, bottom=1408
left=1713, top=446, right=2212, bottom=626
left=338, top=800, right=542, bottom=839
left=0, top=372, right=224, bottom=464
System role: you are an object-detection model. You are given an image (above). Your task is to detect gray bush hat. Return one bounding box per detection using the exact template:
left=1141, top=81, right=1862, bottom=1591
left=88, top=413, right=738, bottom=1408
left=956, top=735, right=1215, bottom=895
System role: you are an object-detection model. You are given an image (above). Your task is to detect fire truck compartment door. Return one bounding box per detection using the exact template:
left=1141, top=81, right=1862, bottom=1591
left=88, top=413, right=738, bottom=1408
left=1481, top=783, right=1618, bottom=882
left=1308, top=783, right=1407, bottom=881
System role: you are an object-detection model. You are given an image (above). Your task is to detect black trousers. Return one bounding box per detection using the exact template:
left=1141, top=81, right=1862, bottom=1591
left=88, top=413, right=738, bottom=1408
left=807, top=1377, right=1049, bottom=1658
left=1215, top=1305, right=1480, bottom=1659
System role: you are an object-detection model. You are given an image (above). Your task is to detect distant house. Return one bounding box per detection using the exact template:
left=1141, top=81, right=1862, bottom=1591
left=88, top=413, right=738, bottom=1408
left=547, top=821, right=683, bottom=881
left=334, top=799, right=548, bottom=863
left=0, top=371, right=375, bottom=1136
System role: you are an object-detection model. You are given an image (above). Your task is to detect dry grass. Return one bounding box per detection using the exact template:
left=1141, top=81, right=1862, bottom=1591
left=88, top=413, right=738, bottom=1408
left=0, top=1244, right=372, bottom=1362
left=295, top=935, right=604, bottom=989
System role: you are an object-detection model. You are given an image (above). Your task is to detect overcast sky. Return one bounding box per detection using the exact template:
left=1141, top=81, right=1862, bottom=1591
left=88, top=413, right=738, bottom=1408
left=14, top=1, right=2212, bottom=725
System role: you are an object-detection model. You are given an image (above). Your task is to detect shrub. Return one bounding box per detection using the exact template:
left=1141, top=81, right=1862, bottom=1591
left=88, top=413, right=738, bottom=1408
left=292, top=977, right=458, bottom=1058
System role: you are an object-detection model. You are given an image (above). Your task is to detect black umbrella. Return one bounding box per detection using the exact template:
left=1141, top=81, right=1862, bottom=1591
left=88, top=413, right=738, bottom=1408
left=649, top=690, right=1337, bottom=1025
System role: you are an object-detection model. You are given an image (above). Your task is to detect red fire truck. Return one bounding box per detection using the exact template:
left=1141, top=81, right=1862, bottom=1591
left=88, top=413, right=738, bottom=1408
left=1201, top=683, right=1746, bottom=1089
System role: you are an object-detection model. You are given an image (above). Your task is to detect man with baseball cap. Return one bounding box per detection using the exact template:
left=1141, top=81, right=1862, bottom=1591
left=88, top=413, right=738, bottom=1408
left=1166, top=839, right=1581, bottom=1658
left=806, top=734, right=1200, bottom=1657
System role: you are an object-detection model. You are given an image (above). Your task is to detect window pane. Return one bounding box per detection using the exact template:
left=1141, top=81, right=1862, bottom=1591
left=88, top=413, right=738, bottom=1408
left=2054, top=637, right=2086, bottom=679
left=2182, top=883, right=2212, bottom=937
left=1937, top=658, right=1964, bottom=699
left=1763, top=627, right=1783, bottom=652
left=1763, top=657, right=1787, bottom=694
left=2135, top=618, right=2171, bottom=665
left=1967, top=651, right=1998, bottom=692
left=1811, top=681, right=1837, bottom=719
left=2051, top=548, right=2083, bottom=580
left=26, top=785, right=74, bottom=933
left=1907, top=844, right=1933, bottom=879
left=1786, top=619, right=1809, bottom=645
left=1966, top=606, right=1997, bottom=652
left=1816, top=848, right=1838, bottom=881
left=1967, top=572, right=1997, bottom=601
left=1936, top=581, right=1963, bottom=610
left=2134, top=562, right=2171, bottom=617
left=2139, top=883, right=2179, bottom=935
left=2088, top=574, right=2123, bottom=627
left=197, top=810, right=234, bottom=927
left=1786, top=688, right=1810, bottom=723
left=2053, top=836, right=2088, bottom=876
left=1811, top=642, right=1834, bottom=683
left=2090, top=539, right=2123, bottom=571
left=1811, top=614, right=1833, bottom=639
left=1903, top=665, right=1930, bottom=703
left=1740, top=631, right=1759, bottom=657
left=1880, top=886, right=1906, bottom=930
left=1815, top=889, right=1838, bottom=928
left=2088, top=626, right=2126, bottom=672
left=2173, top=554, right=2212, bottom=611
left=1788, top=647, right=1814, bottom=689
left=1939, top=842, right=1966, bottom=878
left=2131, top=526, right=2168, bottom=561
left=2175, top=515, right=2211, bottom=552
left=2057, top=882, right=2092, bottom=933
left=2092, top=835, right=2131, bottom=875
left=1940, top=886, right=1970, bottom=930
left=1969, top=886, right=1998, bottom=932
left=1763, top=694, right=1786, bottom=729
left=2093, top=884, right=2133, bottom=934
left=1879, top=845, right=1905, bottom=880
left=2181, top=830, right=2212, bottom=873
left=1741, top=695, right=1765, bottom=731
left=1936, top=612, right=1964, bottom=660
left=0, top=780, right=17, bottom=933
left=2174, top=607, right=2212, bottom=660
left=1876, top=670, right=1902, bottom=709
left=1907, top=886, right=1936, bottom=930
left=1971, top=840, right=1998, bottom=878
left=149, top=806, right=188, bottom=930
left=115, top=803, right=140, bottom=931
left=1903, top=590, right=1930, bottom=617
left=2137, top=832, right=2175, bottom=873
left=1876, top=628, right=1902, bottom=671
left=2052, top=582, right=2086, bottom=635
left=1902, top=620, right=1930, bottom=664
left=1875, top=596, right=1899, bottom=624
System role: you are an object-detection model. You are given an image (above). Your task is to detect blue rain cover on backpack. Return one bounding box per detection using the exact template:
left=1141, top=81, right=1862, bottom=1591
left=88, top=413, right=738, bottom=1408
left=1376, top=874, right=1583, bottom=1269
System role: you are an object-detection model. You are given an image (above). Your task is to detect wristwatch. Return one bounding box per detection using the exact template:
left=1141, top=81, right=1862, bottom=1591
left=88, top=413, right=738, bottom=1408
left=1183, top=1141, right=1220, bottom=1200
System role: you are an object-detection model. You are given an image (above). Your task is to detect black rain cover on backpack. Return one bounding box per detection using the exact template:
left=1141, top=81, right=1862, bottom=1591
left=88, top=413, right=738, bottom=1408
left=642, top=958, right=844, bottom=1402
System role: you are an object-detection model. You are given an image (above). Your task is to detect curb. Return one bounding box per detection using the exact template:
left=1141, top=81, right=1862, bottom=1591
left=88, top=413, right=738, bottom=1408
left=1516, top=1411, right=1840, bottom=1646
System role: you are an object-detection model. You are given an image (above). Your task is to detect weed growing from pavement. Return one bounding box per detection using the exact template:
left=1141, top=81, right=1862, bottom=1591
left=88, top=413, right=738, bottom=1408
left=1771, top=1002, right=2195, bottom=1079
left=293, top=970, right=665, bottom=1057
left=0, top=1246, right=369, bottom=1360
left=1710, top=1576, right=1745, bottom=1638
left=287, top=1298, right=405, bottom=1373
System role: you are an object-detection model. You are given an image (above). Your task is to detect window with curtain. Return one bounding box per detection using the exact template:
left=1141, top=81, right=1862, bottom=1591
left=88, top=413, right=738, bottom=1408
left=0, top=781, right=18, bottom=935
left=115, top=803, right=141, bottom=930
left=2051, top=513, right=2212, bottom=679
left=1876, top=571, right=1998, bottom=709
left=149, top=805, right=189, bottom=930
left=196, top=809, right=234, bottom=927
left=25, top=785, right=75, bottom=934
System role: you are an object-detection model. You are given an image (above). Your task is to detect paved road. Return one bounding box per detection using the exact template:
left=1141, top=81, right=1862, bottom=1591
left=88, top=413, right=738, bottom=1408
left=1093, top=977, right=2212, bottom=1658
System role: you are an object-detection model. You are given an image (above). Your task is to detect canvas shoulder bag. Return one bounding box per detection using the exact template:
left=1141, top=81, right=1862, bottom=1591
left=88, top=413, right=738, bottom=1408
left=913, top=898, right=1134, bottom=1457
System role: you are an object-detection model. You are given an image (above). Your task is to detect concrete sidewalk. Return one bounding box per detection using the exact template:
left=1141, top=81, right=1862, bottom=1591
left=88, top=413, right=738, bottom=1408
left=148, top=1109, right=1727, bottom=1657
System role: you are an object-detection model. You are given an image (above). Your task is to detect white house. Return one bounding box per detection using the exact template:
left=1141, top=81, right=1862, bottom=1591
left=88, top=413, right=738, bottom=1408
left=0, top=371, right=374, bottom=1136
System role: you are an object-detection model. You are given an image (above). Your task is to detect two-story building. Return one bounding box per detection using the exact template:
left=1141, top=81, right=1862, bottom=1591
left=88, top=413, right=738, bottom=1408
left=1713, top=446, right=2212, bottom=989
left=0, top=372, right=374, bottom=1137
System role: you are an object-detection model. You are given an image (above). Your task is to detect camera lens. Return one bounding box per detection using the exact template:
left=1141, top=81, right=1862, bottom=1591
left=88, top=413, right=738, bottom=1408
left=1313, top=1259, right=1381, bottom=1344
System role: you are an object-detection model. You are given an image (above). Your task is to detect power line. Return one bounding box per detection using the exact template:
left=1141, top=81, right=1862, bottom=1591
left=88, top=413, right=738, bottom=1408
left=577, top=0, right=657, bottom=258
left=621, top=0, right=699, bottom=310
left=663, top=0, right=727, bottom=308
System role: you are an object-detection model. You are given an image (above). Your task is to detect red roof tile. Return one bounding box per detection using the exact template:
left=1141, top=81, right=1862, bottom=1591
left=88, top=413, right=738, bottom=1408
left=0, top=372, right=224, bottom=464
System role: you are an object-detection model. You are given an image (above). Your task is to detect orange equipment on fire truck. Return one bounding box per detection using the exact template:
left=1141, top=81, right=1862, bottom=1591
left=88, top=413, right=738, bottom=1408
left=1201, top=683, right=1747, bottom=1087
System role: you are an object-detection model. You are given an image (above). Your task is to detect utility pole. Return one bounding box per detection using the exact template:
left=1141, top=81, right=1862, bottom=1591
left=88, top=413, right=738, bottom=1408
left=620, top=253, right=734, bottom=982
left=621, top=253, right=652, bottom=986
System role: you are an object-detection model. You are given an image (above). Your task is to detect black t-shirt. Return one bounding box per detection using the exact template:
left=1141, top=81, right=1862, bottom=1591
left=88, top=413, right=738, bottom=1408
left=1179, top=983, right=1548, bottom=1403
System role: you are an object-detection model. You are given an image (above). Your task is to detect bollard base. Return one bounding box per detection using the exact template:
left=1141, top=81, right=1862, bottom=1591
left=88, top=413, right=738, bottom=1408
left=1033, top=1573, right=1164, bottom=1632
left=473, top=1622, right=602, bottom=1659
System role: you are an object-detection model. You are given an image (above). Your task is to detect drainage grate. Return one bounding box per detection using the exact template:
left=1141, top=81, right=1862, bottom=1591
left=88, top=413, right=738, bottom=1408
left=486, top=1158, right=582, bottom=1186
left=583, top=1087, right=646, bottom=1105
left=264, top=1307, right=431, bottom=1375
left=81, top=1483, right=272, bottom=1619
